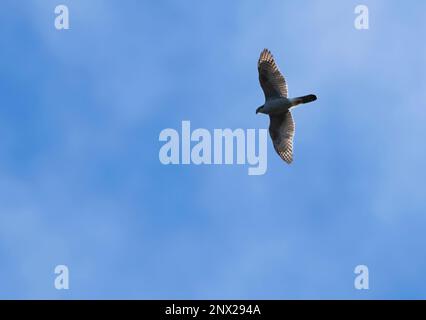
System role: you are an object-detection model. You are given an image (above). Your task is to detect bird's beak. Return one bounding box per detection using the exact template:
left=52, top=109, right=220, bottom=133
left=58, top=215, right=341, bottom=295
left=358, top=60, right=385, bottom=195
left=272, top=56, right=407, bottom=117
left=256, top=107, right=262, bottom=114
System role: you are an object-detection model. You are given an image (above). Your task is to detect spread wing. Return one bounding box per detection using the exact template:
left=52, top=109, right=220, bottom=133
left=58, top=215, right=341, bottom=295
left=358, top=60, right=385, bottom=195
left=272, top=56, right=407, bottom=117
left=258, top=49, right=288, bottom=100
left=269, top=111, right=295, bottom=164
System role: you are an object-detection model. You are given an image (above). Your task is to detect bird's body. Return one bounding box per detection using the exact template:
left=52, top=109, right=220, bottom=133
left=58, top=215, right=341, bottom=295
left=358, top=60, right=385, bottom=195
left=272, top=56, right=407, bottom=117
left=262, top=97, right=293, bottom=115
left=256, top=49, right=317, bottom=164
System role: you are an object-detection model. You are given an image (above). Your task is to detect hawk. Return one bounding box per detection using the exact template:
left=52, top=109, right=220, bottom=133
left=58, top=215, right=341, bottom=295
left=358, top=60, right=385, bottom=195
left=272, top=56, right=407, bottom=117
left=256, top=49, right=317, bottom=164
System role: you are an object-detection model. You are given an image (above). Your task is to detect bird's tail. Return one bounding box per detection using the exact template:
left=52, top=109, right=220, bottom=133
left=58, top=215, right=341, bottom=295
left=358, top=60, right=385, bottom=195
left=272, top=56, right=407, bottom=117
left=291, top=94, right=317, bottom=107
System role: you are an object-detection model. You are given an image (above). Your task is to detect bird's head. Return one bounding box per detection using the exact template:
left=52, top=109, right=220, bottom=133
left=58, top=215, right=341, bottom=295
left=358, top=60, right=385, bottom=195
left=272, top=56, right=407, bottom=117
left=256, top=105, right=264, bottom=114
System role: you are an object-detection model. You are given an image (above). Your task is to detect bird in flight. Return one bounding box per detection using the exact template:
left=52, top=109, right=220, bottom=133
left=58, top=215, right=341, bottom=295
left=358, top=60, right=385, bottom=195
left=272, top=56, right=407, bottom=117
left=256, top=49, right=317, bottom=164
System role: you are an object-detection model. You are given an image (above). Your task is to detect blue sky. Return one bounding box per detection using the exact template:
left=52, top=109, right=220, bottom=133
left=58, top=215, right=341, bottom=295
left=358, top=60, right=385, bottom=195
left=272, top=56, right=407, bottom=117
left=0, top=0, right=425, bottom=299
